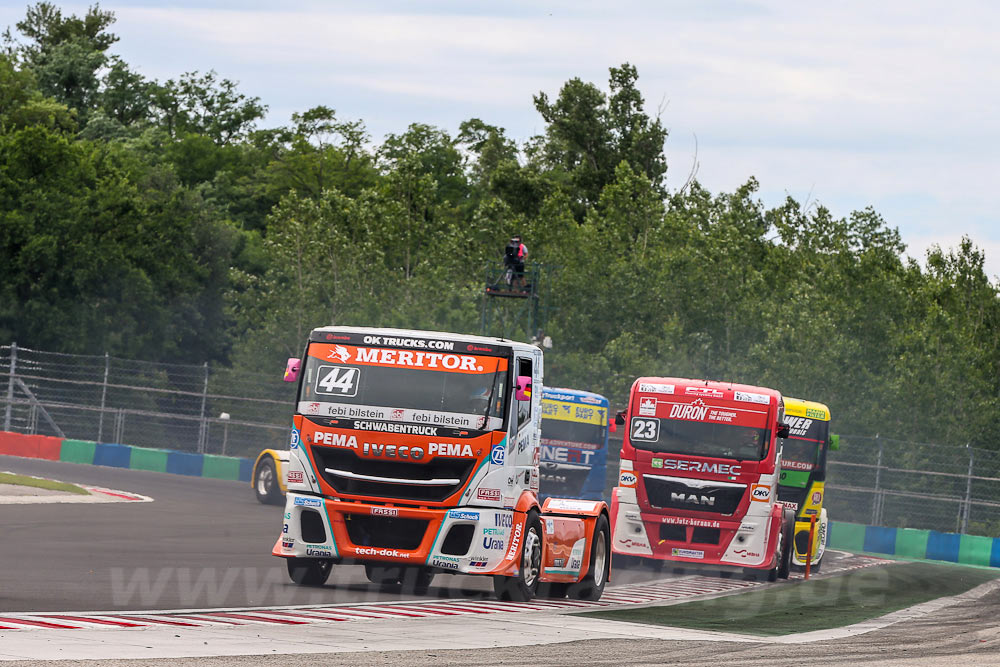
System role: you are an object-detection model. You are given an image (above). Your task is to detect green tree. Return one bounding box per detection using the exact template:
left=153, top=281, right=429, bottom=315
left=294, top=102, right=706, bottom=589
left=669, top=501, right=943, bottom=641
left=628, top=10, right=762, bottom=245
left=533, top=63, right=667, bottom=211
left=98, top=56, right=151, bottom=127
left=5, top=3, right=118, bottom=119
left=0, top=124, right=236, bottom=362
left=150, top=70, right=266, bottom=145
left=263, top=105, right=376, bottom=200
left=0, top=52, right=75, bottom=131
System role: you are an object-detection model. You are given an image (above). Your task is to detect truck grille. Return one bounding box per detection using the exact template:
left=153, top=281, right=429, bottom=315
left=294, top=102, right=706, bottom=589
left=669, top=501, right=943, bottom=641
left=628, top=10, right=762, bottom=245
left=643, top=474, right=745, bottom=516
left=345, top=514, right=429, bottom=550
left=311, top=446, right=476, bottom=503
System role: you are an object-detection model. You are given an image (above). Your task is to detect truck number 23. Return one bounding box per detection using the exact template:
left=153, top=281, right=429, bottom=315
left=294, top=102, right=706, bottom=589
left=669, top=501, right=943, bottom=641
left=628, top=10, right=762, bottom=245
left=631, top=419, right=658, bottom=442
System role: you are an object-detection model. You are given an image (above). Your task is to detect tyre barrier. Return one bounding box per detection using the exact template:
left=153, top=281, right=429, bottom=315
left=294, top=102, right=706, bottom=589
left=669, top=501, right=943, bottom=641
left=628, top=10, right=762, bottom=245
left=829, top=520, right=1000, bottom=569
left=0, top=431, right=252, bottom=483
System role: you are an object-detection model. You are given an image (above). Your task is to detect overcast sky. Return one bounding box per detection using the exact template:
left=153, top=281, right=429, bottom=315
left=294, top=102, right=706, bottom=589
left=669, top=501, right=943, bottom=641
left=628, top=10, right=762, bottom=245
left=4, top=1, right=998, bottom=277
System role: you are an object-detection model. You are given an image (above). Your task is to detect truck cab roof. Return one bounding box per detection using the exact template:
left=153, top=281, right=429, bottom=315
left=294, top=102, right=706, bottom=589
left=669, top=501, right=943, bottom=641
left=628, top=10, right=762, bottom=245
left=783, top=397, right=830, bottom=421
left=630, top=376, right=782, bottom=407
left=309, top=326, right=541, bottom=356
left=542, top=387, right=609, bottom=406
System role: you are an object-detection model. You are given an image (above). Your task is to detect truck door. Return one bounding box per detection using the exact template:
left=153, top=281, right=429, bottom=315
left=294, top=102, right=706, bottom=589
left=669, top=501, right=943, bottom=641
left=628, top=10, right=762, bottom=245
left=510, top=355, right=538, bottom=487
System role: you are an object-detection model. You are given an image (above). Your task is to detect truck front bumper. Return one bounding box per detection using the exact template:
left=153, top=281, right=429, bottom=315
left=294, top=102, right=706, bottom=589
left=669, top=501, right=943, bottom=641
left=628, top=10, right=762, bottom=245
left=611, top=491, right=778, bottom=568
left=274, top=492, right=520, bottom=575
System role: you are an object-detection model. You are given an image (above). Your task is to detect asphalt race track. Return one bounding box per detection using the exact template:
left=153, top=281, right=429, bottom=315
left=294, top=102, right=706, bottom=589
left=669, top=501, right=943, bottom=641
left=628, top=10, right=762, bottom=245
left=1, top=455, right=495, bottom=612
left=5, top=455, right=999, bottom=666
left=0, top=455, right=681, bottom=613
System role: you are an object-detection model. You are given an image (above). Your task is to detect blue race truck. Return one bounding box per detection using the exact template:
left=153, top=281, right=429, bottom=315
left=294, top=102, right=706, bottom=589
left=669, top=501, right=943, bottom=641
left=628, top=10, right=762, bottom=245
left=539, top=388, right=610, bottom=502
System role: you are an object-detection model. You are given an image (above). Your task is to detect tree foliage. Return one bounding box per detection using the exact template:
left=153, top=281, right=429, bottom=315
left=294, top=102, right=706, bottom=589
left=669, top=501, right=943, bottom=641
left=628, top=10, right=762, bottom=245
left=3, top=4, right=1000, bottom=452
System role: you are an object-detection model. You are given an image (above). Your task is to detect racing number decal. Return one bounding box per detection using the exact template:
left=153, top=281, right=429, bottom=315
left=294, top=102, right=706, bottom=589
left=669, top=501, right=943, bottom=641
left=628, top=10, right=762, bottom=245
left=315, top=365, right=360, bottom=396
left=631, top=418, right=659, bottom=442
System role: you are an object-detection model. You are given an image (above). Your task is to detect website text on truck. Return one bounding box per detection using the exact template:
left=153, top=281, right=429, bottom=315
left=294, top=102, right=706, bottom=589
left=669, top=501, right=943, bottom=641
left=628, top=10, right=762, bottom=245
left=612, top=377, right=794, bottom=581
left=273, top=327, right=610, bottom=601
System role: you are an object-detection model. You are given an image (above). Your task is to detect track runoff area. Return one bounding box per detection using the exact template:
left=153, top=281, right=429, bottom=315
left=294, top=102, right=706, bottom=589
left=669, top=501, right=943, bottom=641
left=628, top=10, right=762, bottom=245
left=1, top=458, right=997, bottom=663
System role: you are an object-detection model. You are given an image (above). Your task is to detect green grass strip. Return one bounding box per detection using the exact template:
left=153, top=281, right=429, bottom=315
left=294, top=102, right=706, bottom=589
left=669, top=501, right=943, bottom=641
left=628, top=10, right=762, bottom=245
left=580, top=562, right=998, bottom=636
left=0, top=472, right=89, bottom=495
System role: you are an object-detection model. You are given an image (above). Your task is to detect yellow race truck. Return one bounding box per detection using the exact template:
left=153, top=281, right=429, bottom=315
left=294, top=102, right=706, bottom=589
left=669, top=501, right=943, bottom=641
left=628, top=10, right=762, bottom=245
left=776, top=398, right=838, bottom=569
left=253, top=449, right=289, bottom=504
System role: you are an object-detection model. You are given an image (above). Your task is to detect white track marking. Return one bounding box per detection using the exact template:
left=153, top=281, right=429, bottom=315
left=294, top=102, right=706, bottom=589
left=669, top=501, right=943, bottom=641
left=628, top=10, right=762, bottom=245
left=0, top=554, right=939, bottom=661
left=0, top=554, right=890, bottom=632
left=0, top=472, right=153, bottom=504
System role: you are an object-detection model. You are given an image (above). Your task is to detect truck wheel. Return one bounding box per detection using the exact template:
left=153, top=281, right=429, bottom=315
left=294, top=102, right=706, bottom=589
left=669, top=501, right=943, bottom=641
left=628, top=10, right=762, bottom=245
left=777, top=510, right=794, bottom=580
left=254, top=457, right=283, bottom=505
left=742, top=556, right=779, bottom=581
left=568, top=513, right=610, bottom=601
left=287, top=557, right=332, bottom=586
left=493, top=510, right=542, bottom=602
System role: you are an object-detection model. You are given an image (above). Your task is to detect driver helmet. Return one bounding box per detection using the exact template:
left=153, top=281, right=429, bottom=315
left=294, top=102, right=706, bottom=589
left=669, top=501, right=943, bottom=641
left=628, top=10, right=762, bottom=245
left=468, top=385, right=492, bottom=414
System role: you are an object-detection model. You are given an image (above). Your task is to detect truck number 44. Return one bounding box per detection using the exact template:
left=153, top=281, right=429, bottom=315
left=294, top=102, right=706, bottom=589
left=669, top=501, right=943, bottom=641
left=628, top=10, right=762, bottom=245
left=316, top=365, right=360, bottom=396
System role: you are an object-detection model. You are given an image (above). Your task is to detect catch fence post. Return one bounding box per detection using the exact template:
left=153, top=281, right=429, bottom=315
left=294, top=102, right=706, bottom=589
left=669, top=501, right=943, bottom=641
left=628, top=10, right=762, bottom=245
left=3, top=342, right=15, bottom=432
left=114, top=408, right=125, bottom=443
left=871, top=434, right=883, bottom=525
left=97, top=352, right=109, bottom=442
left=960, top=444, right=973, bottom=534
left=197, top=362, right=209, bottom=453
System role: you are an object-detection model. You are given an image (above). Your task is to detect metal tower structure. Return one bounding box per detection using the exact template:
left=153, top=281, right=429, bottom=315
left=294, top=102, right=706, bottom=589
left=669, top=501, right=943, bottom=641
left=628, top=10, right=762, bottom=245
left=479, top=262, right=554, bottom=343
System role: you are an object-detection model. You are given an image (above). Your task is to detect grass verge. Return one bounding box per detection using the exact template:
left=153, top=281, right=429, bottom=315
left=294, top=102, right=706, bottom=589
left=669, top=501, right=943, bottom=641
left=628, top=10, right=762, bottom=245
left=0, top=472, right=89, bottom=495
left=579, top=562, right=998, bottom=636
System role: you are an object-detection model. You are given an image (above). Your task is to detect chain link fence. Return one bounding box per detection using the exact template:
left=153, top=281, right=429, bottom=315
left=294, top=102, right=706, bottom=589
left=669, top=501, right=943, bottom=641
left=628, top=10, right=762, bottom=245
left=1, top=343, right=293, bottom=459
left=4, top=343, right=1000, bottom=536
left=826, top=435, right=1000, bottom=536
left=603, top=431, right=1000, bottom=537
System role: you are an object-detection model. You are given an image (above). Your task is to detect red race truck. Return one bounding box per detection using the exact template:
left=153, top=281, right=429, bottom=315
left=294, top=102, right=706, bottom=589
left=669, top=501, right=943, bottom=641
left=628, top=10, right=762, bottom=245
left=274, top=327, right=610, bottom=601
left=611, top=377, right=794, bottom=581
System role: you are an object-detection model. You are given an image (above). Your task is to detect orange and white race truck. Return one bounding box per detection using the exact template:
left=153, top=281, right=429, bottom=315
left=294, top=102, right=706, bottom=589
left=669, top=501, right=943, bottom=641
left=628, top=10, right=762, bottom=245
left=274, top=327, right=610, bottom=601
left=611, top=377, right=795, bottom=581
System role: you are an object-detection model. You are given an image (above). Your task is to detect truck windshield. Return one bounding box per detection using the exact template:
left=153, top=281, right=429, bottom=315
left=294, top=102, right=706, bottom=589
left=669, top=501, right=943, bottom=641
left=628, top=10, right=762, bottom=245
left=541, top=419, right=606, bottom=451
left=297, top=343, right=509, bottom=431
left=781, top=420, right=829, bottom=471
left=781, top=439, right=821, bottom=471
left=630, top=417, right=770, bottom=461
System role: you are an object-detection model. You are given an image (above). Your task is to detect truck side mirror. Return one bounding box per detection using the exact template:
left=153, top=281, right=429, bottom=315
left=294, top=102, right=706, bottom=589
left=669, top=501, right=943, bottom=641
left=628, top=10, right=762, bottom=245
left=776, top=422, right=790, bottom=439
left=284, top=357, right=301, bottom=383
left=515, top=375, right=532, bottom=401
left=614, top=410, right=627, bottom=426
left=829, top=433, right=840, bottom=451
